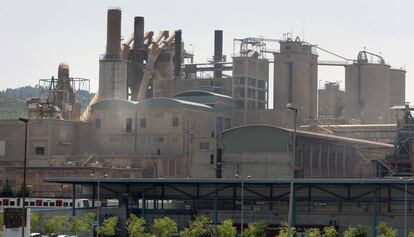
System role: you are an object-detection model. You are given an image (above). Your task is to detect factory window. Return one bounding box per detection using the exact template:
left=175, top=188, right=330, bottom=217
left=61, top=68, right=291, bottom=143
left=258, top=102, right=266, bottom=109
left=172, top=113, right=179, bottom=127
left=210, top=154, right=214, bottom=164
left=258, top=80, right=266, bottom=89
left=236, top=87, right=245, bottom=97
left=234, top=100, right=245, bottom=109
left=247, top=88, right=256, bottom=99
left=125, top=118, right=132, bottom=132
left=140, top=118, right=147, bottom=128
left=224, top=118, right=231, bottom=129
left=216, top=117, right=223, bottom=131
left=95, top=119, right=101, bottom=128
left=247, top=101, right=256, bottom=109
left=199, top=142, right=210, bottom=150
left=258, top=90, right=266, bottom=100
left=235, top=77, right=245, bottom=85
left=248, top=78, right=256, bottom=86
left=214, top=81, right=224, bottom=87
left=154, top=136, right=164, bottom=143
left=0, top=140, right=5, bottom=156
left=35, top=146, right=45, bottom=155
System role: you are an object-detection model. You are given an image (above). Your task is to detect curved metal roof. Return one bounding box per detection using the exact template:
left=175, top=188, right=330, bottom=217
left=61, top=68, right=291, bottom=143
left=173, top=90, right=232, bottom=99
left=222, top=124, right=393, bottom=148
left=136, top=97, right=214, bottom=112
left=90, top=99, right=138, bottom=111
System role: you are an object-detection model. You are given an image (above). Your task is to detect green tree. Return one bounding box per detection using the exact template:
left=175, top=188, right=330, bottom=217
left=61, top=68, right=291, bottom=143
left=1, top=179, right=14, bottom=197
left=71, top=216, right=87, bottom=235
left=44, top=215, right=71, bottom=235
left=306, top=228, right=321, bottom=237
left=408, top=230, right=414, bottom=237
left=97, top=216, right=119, bottom=237
left=377, top=221, right=397, bottom=237
left=344, top=225, right=371, bottom=237
left=84, top=212, right=97, bottom=235
left=180, top=215, right=212, bottom=237
left=275, top=222, right=296, bottom=237
left=16, top=184, right=31, bottom=197
left=243, top=220, right=267, bottom=237
left=30, top=212, right=42, bottom=233
left=69, top=212, right=96, bottom=236
left=125, top=214, right=147, bottom=237
left=0, top=212, right=4, bottom=236
left=152, top=217, right=178, bottom=237
left=216, top=219, right=236, bottom=237
left=323, top=226, right=338, bottom=237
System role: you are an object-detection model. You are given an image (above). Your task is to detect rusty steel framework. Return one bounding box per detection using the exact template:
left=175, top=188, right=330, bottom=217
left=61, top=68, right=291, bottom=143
left=38, top=77, right=90, bottom=100
left=233, top=37, right=267, bottom=59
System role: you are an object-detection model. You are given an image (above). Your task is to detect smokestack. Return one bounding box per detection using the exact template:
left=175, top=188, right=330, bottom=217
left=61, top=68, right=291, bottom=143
left=133, top=16, right=144, bottom=49
left=214, top=30, right=223, bottom=79
left=174, top=30, right=182, bottom=79
left=106, top=8, right=122, bottom=57
left=214, top=30, right=223, bottom=62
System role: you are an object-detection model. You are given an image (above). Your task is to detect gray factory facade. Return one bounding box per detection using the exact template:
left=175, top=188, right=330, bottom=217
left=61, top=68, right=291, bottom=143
left=0, top=8, right=410, bottom=197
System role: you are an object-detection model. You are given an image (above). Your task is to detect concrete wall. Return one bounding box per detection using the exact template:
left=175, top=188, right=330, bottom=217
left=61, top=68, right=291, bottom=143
left=318, top=83, right=345, bottom=118
left=91, top=107, right=136, bottom=154
left=136, top=109, right=185, bottom=155
left=390, top=68, right=406, bottom=107
left=232, top=57, right=269, bottom=113
left=222, top=152, right=291, bottom=179
left=98, top=60, right=128, bottom=101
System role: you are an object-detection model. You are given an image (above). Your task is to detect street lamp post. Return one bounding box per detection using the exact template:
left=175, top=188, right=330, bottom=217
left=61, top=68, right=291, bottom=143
left=94, top=171, right=107, bottom=237
left=18, top=117, right=28, bottom=237
left=286, top=104, right=298, bottom=237
left=235, top=174, right=251, bottom=237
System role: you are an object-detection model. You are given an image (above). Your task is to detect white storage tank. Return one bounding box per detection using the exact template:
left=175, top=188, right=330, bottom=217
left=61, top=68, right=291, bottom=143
left=344, top=51, right=392, bottom=124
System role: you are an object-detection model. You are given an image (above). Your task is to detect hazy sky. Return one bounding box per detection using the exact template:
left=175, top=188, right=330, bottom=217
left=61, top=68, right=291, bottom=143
left=0, top=0, right=412, bottom=105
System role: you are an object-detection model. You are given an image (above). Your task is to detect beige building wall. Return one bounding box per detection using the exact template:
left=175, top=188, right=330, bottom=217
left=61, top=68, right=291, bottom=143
left=221, top=152, right=291, bottom=179
left=91, top=107, right=136, bottom=154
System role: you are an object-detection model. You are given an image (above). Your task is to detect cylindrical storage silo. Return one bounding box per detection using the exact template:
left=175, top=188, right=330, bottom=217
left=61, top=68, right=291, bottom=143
left=344, top=63, right=391, bottom=124
left=274, top=40, right=318, bottom=124
left=390, top=68, right=406, bottom=107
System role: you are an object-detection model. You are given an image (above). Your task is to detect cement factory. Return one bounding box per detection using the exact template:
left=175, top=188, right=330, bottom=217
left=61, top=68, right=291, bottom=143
left=1, top=8, right=414, bottom=236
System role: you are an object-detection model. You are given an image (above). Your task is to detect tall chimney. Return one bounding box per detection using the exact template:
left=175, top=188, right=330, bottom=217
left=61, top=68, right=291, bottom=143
left=133, top=16, right=144, bottom=49
left=214, top=30, right=223, bottom=79
left=106, top=8, right=122, bottom=57
left=174, top=30, right=182, bottom=79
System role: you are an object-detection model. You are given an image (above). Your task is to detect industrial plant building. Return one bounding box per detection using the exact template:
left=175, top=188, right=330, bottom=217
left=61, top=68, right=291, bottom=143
left=0, top=7, right=412, bottom=236
left=0, top=7, right=410, bottom=191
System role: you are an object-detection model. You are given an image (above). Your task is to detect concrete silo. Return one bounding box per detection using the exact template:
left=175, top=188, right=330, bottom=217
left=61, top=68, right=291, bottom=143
left=344, top=51, right=391, bottom=124
left=390, top=68, right=406, bottom=107
left=98, top=8, right=128, bottom=101
left=273, top=37, right=318, bottom=124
